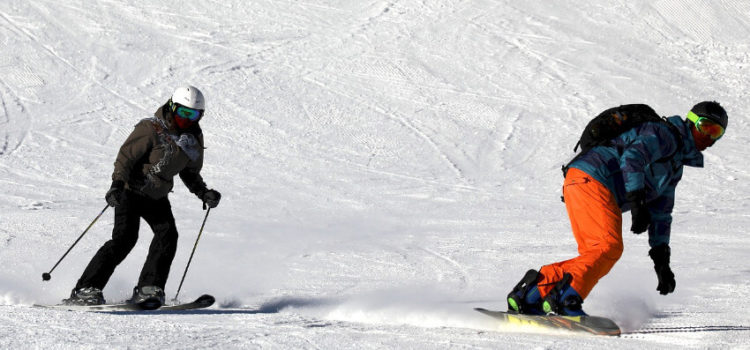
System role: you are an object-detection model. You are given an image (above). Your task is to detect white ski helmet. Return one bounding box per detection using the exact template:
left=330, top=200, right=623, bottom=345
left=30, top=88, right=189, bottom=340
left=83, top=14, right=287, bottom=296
left=170, top=85, right=205, bottom=110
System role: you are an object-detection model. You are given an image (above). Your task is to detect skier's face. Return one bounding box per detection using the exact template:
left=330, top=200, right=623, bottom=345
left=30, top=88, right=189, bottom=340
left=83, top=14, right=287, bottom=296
left=171, top=104, right=203, bottom=130
left=174, top=112, right=196, bottom=129
left=687, top=111, right=724, bottom=152
left=691, top=125, right=716, bottom=151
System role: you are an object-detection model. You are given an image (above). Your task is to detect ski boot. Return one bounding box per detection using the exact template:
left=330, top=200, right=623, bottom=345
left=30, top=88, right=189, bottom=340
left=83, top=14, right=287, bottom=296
left=506, top=269, right=545, bottom=315
left=129, top=285, right=165, bottom=310
left=63, top=287, right=106, bottom=306
left=541, top=273, right=587, bottom=316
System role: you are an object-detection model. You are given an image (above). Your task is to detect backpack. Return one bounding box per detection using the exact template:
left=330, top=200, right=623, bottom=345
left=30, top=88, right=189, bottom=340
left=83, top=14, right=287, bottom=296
left=561, top=104, right=683, bottom=177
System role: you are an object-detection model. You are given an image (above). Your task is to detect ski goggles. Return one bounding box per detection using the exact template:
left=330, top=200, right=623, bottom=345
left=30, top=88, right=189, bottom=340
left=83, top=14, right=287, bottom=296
left=687, top=111, right=725, bottom=140
left=172, top=104, right=203, bottom=121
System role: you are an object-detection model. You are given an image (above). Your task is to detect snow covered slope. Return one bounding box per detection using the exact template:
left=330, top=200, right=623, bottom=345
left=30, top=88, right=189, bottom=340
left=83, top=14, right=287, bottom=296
left=1, top=0, right=749, bottom=348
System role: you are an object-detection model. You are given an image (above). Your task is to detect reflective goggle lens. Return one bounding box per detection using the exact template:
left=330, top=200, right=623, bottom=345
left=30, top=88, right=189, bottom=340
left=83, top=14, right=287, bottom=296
left=687, top=111, right=724, bottom=140
left=175, top=106, right=202, bottom=120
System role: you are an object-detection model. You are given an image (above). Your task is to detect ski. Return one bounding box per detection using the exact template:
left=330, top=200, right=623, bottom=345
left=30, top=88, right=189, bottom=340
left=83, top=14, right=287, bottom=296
left=161, top=294, right=215, bottom=311
left=474, top=307, right=621, bottom=336
left=35, top=294, right=214, bottom=312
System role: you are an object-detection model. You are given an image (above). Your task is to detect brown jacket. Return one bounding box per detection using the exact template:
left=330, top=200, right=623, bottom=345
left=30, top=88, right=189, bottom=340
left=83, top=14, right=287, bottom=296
left=112, top=104, right=207, bottom=199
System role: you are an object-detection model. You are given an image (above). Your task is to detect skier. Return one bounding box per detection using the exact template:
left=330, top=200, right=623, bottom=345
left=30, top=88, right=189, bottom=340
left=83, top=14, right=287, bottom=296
left=63, top=85, right=221, bottom=306
left=506, top=101, right=728, bottom=316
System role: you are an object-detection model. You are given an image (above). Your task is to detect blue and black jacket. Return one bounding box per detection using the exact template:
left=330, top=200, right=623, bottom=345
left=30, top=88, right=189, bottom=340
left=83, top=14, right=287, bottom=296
left=568, top=116, right=704, bottom=248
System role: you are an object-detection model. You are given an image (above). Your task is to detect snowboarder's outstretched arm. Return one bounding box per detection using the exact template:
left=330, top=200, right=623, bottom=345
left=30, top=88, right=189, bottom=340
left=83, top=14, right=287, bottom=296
left=646, top=181, right=678, bottom=296
left=617, top=123, right=680, bottom=233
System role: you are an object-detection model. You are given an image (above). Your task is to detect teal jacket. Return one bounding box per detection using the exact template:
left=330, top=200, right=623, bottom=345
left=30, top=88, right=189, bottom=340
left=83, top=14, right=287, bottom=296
left=568, top=116, right=704, bottom=247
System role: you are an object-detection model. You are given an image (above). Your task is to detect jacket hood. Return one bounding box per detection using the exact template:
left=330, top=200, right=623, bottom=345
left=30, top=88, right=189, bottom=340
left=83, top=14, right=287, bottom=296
left=154, top=103, right=176, bottom=130
left=666, top=115, right=703, bottom=168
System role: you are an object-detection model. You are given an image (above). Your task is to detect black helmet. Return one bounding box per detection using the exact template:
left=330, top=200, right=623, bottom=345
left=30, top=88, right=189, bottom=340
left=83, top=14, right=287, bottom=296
left=690, top=101, right=727, bottom=129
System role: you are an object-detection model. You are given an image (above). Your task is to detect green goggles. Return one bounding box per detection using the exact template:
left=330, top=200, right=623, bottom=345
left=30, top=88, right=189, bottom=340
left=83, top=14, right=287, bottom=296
left=173, top=104, right=203, bottom=121
left=687, top=111, right=725, bottom=140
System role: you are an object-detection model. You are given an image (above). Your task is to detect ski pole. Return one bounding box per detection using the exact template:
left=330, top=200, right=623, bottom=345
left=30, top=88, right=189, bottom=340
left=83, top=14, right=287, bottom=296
left=42, top=204, right=109, bottom=281
left=173, top=207, right=211, bottom=302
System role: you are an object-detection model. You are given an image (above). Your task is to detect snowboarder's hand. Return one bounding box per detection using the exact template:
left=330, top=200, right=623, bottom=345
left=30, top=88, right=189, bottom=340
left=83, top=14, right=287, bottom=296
left=105, top=181, right=125, bottom=207
left=649, top=244, right=675, bottom=295
left=654, top=264, right=675, bottom=295
left=626, top=190, right=651, bottom=234
left=201, top=189, right=221, bottom=209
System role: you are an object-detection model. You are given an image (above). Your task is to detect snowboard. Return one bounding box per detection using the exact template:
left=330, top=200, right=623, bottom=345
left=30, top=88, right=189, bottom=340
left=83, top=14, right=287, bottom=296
left=35, top=294, right=215, bottom=312
left=474, top=307, right=621, bottom=336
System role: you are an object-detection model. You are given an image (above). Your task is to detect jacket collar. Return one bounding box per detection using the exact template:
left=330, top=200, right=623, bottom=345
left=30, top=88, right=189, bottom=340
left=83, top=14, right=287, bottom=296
left=667, top=115, right=703, bottom=168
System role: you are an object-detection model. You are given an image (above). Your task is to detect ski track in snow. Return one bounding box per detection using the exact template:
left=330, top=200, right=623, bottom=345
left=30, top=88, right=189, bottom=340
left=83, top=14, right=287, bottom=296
left=305, top=75, right=469, bottom=183
left=1, top=0, right=750, bottom=348
left=0, top=89, right=10, bottom=156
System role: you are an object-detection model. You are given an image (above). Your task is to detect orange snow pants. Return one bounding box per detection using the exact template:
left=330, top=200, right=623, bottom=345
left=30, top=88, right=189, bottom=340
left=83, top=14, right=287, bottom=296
left=537, top=168, right=623, bottom=300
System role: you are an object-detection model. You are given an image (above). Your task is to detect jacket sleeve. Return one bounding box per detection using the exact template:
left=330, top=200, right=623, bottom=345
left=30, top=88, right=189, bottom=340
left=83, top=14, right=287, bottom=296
left=112, top=121, right=155, bottom=184
left=647, top=182, right=676, bottom=248
left=179, top=133, right=208, bottom=197
left=619, top=124, right=679, bottom=193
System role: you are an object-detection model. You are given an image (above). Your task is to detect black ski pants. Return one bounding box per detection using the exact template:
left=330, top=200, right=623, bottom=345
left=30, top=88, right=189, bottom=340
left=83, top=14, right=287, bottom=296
left=76, top=190, right=178, bottom=290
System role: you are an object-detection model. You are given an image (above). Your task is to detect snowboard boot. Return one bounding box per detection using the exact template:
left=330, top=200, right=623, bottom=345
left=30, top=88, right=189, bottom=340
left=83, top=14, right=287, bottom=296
left=506, top=269, right=545, bottom=315
left=541, top=273, right=587, bottom=316
left=63, top=287, right=106, bottom=306
left=128, top=285, right=165, bottom=310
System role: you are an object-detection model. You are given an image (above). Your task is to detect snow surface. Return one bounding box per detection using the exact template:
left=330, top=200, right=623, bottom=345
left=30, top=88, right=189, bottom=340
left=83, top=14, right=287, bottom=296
left=1, top=0, right=749, bottom=348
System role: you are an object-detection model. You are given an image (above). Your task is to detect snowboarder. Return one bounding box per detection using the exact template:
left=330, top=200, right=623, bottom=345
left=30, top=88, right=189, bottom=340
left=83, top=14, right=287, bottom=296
left=63, top=85, right=221, bottom=306
left=506, top=101, right=728, bottom=316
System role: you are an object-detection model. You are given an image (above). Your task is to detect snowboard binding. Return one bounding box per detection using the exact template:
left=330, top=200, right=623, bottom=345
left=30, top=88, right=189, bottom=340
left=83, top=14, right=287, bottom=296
left=541, top=273, right=586, bottom=316
left=507, top=269, right=544, bottom=315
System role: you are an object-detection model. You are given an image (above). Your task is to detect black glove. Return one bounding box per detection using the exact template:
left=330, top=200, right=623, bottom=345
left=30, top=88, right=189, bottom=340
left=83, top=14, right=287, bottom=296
left=626, top=189, right=651, bottom=234
left=649, top=244, right=676, bottom=295
left=201, top=189, right=221, bottom=209
left=105, top=180, right=125, bottom=207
